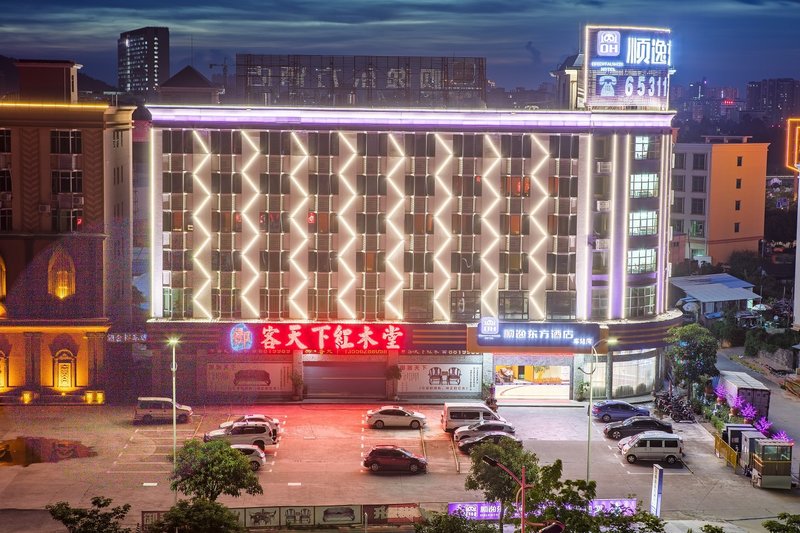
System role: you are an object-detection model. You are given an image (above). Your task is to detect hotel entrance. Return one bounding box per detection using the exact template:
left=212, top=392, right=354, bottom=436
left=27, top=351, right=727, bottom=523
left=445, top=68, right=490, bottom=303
left=493, top=357, right=572, bottom=401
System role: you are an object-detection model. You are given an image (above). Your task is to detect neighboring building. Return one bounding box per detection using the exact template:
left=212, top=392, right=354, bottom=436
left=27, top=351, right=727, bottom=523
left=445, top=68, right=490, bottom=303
left=486, top=85, right=554, bottom=110
left=746, top=78, right=800, bottom=127
left=0, top=61, right=134, bottom=402
left=670, top=273, right=760, bottom=324
left=670, top=136, right=768, bottom=266
left=234, top=54, right=486, bottom=108
left=143, top=103, right=680, bottom=404
left=117, top=27, right=170, bottom=98
left=158, top=66, right=221, bottom=105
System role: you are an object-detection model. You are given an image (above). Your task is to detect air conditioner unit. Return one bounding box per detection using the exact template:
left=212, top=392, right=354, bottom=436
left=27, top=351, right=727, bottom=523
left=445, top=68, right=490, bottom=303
left=595, top=239, right=610, bottom=250
left=0, top=193, right=11, bottom=202
left=596, top=200, right=610, bottom=211
left=72, top=196, right=85, bottom=206
left=596, top=161, right=612, bottom=173
left=38, top=204, right=51, bottom=213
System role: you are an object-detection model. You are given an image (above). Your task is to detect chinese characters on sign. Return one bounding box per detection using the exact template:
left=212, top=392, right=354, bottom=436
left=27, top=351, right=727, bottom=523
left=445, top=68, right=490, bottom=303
left=106, top=332, right=147, bottom=343
left=227, top=323, right=406, bottom=354
left=477, top=320, right=600, bottom=350
left=585, top=26, right=672, bottom=111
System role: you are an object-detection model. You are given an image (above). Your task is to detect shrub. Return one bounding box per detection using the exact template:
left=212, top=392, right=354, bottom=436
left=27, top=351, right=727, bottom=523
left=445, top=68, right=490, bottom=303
left=614, top=385, right=635, bottom=398
left=635, top=383, right=648, bottom=396
left=729, top=327, right=747, bottom=347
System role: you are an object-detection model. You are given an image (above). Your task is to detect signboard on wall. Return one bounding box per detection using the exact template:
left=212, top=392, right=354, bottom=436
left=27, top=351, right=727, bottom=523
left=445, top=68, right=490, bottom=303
left=477, top=319, right=600, bottom=349
left=397, top=363, right=482, bottom=394
left=449, top=499, right=636, bottom=520
left=584, top=25, right=672, bottom=111
left=206, top=362, right=292, bottom=393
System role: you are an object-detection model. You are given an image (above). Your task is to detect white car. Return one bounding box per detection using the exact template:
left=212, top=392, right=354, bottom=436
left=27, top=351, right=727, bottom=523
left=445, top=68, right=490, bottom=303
left=453, top=420, right=516, bottom=442
left=366, top=406, right=427, bottom=429
left=232, top=444, right=267, bottom=471
left=220, top=414, right=280, bottom=434
left=204, top=422, right=277, bottom=450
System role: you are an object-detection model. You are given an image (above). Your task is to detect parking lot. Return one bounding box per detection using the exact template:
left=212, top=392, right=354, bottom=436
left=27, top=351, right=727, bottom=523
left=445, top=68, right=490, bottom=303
left=2, top=402, right=800, bottom=531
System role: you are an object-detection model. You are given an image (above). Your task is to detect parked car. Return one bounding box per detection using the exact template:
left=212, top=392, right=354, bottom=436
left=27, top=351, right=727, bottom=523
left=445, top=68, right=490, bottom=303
left=366, top=406, right=427, bottom=429
left=134, top=397, right=193, bottom=424
left=618, top=431, right=683, bottom=464
left=362, top=445, right=427, bottom=473
left=453, top=421, right=516, bottom=442
left=203, top=422, right=277, bottom=450
left=232, top=444, right=267, bottom=471
left=591, top=400, right=649, bottom=422
left=457, top=432, right=522, bottom=454
left=220, top=414, right=280, bottom=434
left=604, top=416, right=672, bottom=440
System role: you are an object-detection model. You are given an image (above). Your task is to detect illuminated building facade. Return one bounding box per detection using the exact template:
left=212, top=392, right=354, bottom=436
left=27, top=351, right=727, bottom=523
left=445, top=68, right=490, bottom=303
left=118, top=27, right=170, bottom=98
left=145, top=104, right=681, bottom=402
left=0, top=61, right=134, bottom=402
left=670, top=136, right=767, bottom=265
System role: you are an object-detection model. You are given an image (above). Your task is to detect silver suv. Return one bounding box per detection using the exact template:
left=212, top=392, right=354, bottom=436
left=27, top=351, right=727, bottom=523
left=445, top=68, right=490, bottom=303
left=203, top=422, right=277, bottom=450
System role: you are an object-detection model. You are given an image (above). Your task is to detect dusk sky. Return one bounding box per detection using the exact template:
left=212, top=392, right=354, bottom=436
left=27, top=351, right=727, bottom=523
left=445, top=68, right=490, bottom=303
left=2, top=0, right=799, bottom=92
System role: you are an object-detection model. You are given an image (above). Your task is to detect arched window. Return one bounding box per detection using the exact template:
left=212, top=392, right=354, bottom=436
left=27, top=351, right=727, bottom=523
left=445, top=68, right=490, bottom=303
left=48, top=247, right=75, bottom=300
left=0, top=255, right=6, bottom=301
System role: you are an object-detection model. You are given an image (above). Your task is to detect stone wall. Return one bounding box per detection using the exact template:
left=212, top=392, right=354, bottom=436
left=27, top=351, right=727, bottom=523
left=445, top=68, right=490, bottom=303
left=757, top=348, right=795, bottom=371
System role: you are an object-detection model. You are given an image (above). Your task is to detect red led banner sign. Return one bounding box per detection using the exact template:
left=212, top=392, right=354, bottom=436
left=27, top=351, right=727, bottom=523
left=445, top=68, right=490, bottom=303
left=228, top=322, right=406, bottom=354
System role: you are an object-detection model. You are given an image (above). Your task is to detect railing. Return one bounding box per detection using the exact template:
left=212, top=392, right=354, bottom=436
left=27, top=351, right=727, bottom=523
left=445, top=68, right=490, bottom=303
left=713, top=433, right=738, bottom=468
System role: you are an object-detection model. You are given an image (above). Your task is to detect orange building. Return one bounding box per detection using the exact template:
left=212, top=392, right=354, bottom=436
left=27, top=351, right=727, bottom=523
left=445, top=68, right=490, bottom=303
left=0, top=61, right=134, bottom=402
left=670, top=136, right=768, bottom=266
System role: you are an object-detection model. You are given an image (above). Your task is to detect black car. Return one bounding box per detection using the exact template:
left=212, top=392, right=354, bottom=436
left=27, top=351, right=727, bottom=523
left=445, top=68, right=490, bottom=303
left=457, top=432, right=523, bottom=454
left=362, top=445, right=427, bottom=473
left=603, top=416, right=673, bottom=440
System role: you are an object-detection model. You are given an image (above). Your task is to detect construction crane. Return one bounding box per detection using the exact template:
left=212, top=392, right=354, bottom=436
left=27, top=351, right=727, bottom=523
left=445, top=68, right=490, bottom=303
left=209, top=58, right=229, bottom=94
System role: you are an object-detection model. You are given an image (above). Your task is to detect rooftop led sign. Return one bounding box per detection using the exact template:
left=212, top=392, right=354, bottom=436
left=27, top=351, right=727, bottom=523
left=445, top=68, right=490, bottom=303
left=584, top=25, right=672, bottom=111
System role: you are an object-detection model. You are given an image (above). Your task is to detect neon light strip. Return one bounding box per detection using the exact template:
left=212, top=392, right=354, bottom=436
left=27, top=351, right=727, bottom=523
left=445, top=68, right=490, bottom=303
left=480, top=135, right=502, bottom=317
left=335, top=133, right=359, bottom=319
left=287, top=137, right=310, bottom=319
left=620, top=134, right=631, bottom=317
left=149, top=127, right=159, bottom=317
left=608, top=134, right=618, bottom=320
left=656, top=133, right=669, bottom=313
left=189, top=130, right=213, bottom=319
left=528, top=134, right=550, bottom=319
left=148, top=106, right=674, bottom=129
left=239, top=131, right=263, bottom=317
left=384, top=135, right=406, bottom=319
left=578, top=134, right=593, bottom=320
left=432, top=134, right=453, bottom=320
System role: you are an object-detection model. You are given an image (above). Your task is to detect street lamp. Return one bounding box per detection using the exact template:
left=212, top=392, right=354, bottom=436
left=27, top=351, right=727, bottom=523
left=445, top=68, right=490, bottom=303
left=167, top=336, right=180, bottom=504
left=578, top=337, right=616, bottom=483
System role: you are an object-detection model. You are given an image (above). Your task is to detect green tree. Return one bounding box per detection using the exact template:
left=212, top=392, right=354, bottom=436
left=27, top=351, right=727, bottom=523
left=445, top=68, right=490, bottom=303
left=148, top=498, right=246, bottom=533
left=171, top=439, right=263, bottom=501
left=763, top=512, right=800, bottom=532
left=463, top=439, right=664, bottom=532
left=46, top=496, right=131, bottom=533
left=727, top=250, right=762, bottom=285
left=664, top=324, right=719, bottom=388
left=414, top=511, right=498, bottom=533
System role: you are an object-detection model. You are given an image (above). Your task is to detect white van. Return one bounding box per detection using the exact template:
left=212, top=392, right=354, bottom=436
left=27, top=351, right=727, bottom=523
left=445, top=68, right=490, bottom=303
left=619, top=431, right=683, bottom=464
left=441, top=401, right=506, bottom=432
left=134, top=397, right=193, bottom=424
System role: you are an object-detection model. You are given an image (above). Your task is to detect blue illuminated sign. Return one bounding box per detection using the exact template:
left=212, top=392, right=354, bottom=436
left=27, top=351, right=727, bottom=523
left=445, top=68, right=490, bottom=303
left=477, top=321, right=600, bottom=349
left=229, top=323, right=254, bottom=352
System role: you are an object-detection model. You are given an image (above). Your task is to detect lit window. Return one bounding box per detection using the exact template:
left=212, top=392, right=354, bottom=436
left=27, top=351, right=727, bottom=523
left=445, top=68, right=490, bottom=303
left=629, top=173, right=659, bottom=198
left=48, top=247, right=75, bottom=300
left=627, top=249, right=657, bottom=274
left=628, top=211, right=658, bottom=236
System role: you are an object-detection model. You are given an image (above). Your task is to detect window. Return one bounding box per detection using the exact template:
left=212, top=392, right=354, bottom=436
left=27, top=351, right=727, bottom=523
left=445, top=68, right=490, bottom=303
left=630, top=173, right=659, bottom=198
left=0, top=169, right=10, bottom=192
left=357, top=175, right=387, bottom=196
left=634, top=136, right=659, bottom=160
left=672, top=175, right=684, bottom=191
left=260, top=288, right=288, bottom=319
left=357, top=213, right=386, bottom=234
left=211, top=211, right=243, bottom=232
left=112, top=130, right=123, bottom=148
left=501, top=176, right=531, bottom=197
left=357, top=251, right=386, bottom=272
left=0, top=208, right=9, bottom=232
left=309, top=174, right=339, bottom=195
left=259, top=173, right=290, bottom=194
left=404, top=213, right=434, bottom=234
left=162, top=172, right=193, bottom=193
left=691, top=175, right=706, bottom=193
left=308, top=251, right=338, bottom=272
left=211, top=288, right=240, bottom=319
left=546, top=291, right=576, bottom=320
left=627, top=249, right=657, bottom=274
left=671, top=196, right=684, bottom=214
left=211, top=173, right=242, bottom=194
left=692, top=153, right=706, bottom=170
left=734, top=222, right=740, bottom=233
left=500, top=253, right=528, bottom=274
left=591, top=288, right=608, bottom=320
left=403, top=252, right=434, bottom=273
left=499, top=291, right=529, bottom=320
left=53, top=209, right=83, bottom=232
left=51, top=171, right=83, bottom=193
left=737, top=156, right=743, bottom=167
left=626, top=286, right=656, bottom=317
left=452, top=175, right=482, bottom=197
left=451, top=253, right=481, bottom=273
left=453, top=134, right=483, bottom=158
left=691, top=198, right=705, bottom=215
left=260, top=212, right=289, bottom=233
left=48, top=247, right=75, bottom=300
left=628, top=211, right=657, bottom=236
left=259, top=251, right=289, bottom=271
left=451, top=214, right=481, bottom=235
left=673, top=153, right=685, bottom=170
left=356, top=289, right=385, bottom=321
left=404, top=175, right=435, bottom=196
left=0, top=130, right=10, bottom=153
left=259, top=131, right=293, bottom=155
left=162, top=250, right=193, bottom=271
left=161, top=130, right=193, bottom=154
left=403, top=290, right=433, bottom=321
left=735, top=200, right=741, bottom=211
left=163, top=288, right=193, bottom=319
left=689, top=220, right=705, bottom=237
left=50, top=130, right=81, bottom=154
left=310, top=212, right=338, bottom=233
left=210, top=131, right=242, bottom=154
left=450, top=290, right=481, bottom=321
left=163, top=211, right=193, bottom=232
left=500, top=214, right=530, bottom=235
left=672, top=219, right=684, bottom=233
left=548, top=135, right=579, bottom=159
left=736, top=178, right=742, bottom=189
left=211, top=251, right=242, bottom=271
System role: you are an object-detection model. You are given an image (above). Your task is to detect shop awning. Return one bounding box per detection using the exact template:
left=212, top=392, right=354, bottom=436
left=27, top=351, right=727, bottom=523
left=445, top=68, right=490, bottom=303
left=680, top=284, right=761, bottom=304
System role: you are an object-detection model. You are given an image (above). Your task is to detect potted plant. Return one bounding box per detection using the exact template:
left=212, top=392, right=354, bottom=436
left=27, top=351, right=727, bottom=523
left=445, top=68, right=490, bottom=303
left=576, top=381, right=589, bottom=402
left=385, top=365, right=402, bottom=401
left=730, top=394, right=745, bottom=417
left=290, top=371, right=304, bottom=401
left=740, top=403, right=758, bottom=424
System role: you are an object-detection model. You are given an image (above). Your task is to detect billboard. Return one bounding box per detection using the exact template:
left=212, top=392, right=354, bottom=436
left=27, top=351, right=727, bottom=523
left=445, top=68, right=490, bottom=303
left=584, top=25, right=672, bottom=110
